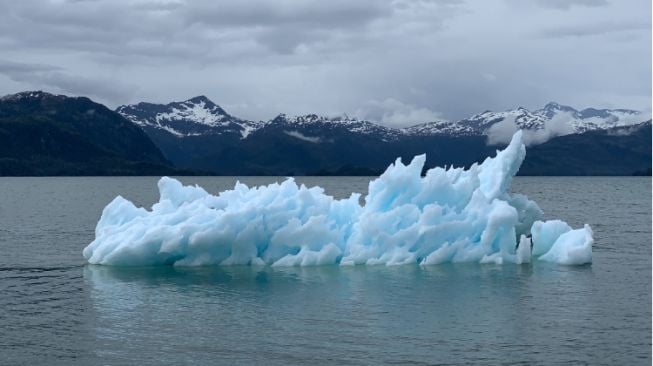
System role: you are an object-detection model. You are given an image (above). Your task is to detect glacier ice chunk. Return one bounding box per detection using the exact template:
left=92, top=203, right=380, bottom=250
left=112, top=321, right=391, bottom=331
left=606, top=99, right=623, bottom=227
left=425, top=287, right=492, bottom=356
left=531, top=220, right=572, bottom=256
left=538, top=224, right=593, bottom=265
left=82, top=131, right=593, bottom=267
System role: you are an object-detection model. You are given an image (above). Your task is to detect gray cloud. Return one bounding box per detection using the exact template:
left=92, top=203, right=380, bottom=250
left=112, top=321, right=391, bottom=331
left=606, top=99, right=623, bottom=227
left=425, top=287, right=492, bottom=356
left=355, top=98, right=444, bottom=128
left=0, top=0, right=405, bottom=61
left=0, top=59, right=138, bottom=104
left=0, top=0, right=649, bottom=126
left=533, top=0, right=610, bottom=10
left=505, top=0, right=610, bottom=10
left=0, top=60, right=60, bottom=73
left=539, top=21, right=650, bottom=38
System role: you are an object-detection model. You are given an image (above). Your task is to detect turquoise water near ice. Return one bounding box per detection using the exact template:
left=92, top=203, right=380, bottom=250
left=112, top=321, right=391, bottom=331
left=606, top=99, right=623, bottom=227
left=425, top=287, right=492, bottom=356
left=0, top=177, right=650, bottom=365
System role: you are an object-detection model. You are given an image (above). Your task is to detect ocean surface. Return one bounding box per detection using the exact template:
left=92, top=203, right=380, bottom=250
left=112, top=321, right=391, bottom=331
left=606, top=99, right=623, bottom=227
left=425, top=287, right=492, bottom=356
left=0, top=176, right=650, bottom=365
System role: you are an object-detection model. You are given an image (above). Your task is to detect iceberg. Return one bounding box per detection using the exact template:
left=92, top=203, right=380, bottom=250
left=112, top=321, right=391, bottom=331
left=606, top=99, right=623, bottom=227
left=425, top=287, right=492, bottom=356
left=83, top=131, right=593, bottom=267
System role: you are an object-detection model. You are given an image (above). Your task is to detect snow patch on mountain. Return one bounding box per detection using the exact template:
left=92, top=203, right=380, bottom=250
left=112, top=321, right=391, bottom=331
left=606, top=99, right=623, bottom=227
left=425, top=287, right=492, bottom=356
left=154, top=100, right=228, bottom=127
left=400, top=120, right=475, bottom=136
left=240, top=124, right=258, bottom=139
left=284, top=130, right=322, bottom=143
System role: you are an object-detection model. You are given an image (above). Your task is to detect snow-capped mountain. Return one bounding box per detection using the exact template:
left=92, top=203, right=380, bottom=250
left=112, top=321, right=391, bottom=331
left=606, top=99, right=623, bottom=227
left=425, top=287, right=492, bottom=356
left=116, top=97, right=407, bottom=141
left=117, top=97, right=648, bottom=142
left=462, top=106, right=549, bottom=132
left=270, top=113, right=401, bottom=141
left=535, top=102, right=645, bottom=132
left=116, top=96, right=265, bottom=138
left=408, top=102, right=646, bottom=137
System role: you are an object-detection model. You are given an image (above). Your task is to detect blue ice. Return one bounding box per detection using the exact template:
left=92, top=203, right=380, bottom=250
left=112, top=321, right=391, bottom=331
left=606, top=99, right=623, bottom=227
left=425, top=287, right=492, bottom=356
left=83, top=131, right=592, bottom=266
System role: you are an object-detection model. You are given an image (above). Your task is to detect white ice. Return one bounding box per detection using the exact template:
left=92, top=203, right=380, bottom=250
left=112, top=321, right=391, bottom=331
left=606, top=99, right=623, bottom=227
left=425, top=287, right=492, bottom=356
left=83, top=131, right=593, bottom=267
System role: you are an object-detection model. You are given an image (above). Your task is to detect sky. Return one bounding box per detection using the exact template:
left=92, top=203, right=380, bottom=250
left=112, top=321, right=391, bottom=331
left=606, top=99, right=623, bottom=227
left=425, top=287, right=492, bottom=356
left=0, top=0, right=650, bottom=127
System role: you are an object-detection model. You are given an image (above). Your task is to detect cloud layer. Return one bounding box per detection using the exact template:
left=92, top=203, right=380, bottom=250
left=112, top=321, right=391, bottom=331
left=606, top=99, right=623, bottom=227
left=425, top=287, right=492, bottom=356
left=486, top=113, right=576, bottom=146
left=0, top=0, right=650, bottom=126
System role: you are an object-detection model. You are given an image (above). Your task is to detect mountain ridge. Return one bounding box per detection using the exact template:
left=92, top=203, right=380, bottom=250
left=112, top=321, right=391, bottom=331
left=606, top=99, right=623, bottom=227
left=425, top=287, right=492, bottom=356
left=115, top=94, right=648, bottom=141
left=111, top=93, right=650, bottom=176
left=1, top=90, right=649, bottom=176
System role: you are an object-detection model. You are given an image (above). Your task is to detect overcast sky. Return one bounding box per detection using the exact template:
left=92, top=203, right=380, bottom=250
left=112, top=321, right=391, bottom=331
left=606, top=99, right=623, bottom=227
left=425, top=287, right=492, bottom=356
left=0, top=0, right=650, bottom=126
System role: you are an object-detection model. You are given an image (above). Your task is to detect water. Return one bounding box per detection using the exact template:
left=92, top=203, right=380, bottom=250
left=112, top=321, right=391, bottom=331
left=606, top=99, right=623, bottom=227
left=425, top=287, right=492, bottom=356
left=0, top=176, right=650, bottom=365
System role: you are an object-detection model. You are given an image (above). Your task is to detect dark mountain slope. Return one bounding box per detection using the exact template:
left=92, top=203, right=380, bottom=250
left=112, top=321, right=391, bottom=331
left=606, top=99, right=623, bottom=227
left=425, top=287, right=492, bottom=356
left=520, top=122, right=651, bottom=176
left=0, top=91, right=177, bottom=176
left=145, top=118, right=494, bottom=175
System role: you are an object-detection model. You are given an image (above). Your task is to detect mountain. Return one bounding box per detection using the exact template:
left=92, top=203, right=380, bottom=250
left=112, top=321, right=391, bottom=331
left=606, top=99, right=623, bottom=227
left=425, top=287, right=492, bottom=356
left=116, top=96, right=265, bottom=138
left=0, top=91, right=647, bottom=176
left=117, top=98, right=401, bottom=140
left=0, top=91, right=178, bottom=175
left=116, top=96, right=650, bottom=176
left=408, top=102, right=646, bottom=137
left=520, top=121, right=652, bottom=176
left=118, top=96, right=647, bottom=140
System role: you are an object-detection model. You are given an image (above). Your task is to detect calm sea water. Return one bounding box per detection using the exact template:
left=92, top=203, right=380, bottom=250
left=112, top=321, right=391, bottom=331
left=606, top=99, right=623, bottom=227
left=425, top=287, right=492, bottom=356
left=0, top=176, right=650, bottom=365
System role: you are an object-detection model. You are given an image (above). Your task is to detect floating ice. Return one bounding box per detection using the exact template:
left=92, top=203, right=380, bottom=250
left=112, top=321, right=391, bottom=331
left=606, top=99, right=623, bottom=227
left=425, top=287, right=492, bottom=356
left=535, top=222, right=593, bottom=265
left=83, top=131, right=593, bottom=267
